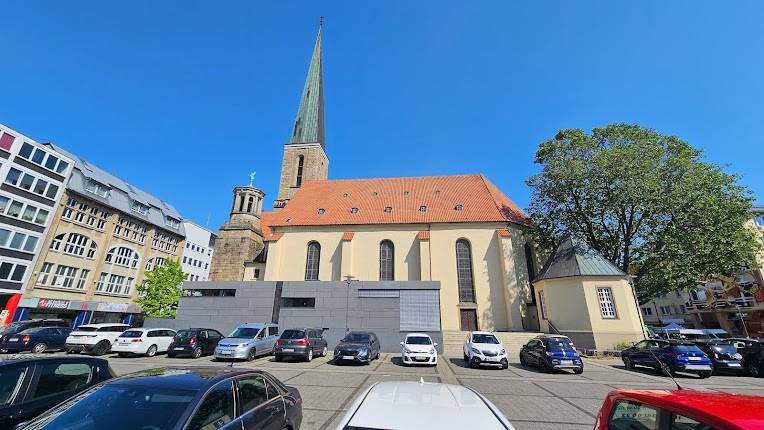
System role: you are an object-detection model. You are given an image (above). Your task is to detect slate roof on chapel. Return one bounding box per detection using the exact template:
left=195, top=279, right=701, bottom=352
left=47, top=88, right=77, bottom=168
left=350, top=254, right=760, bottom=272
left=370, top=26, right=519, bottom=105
left=534, top=234, right=626, bottom=281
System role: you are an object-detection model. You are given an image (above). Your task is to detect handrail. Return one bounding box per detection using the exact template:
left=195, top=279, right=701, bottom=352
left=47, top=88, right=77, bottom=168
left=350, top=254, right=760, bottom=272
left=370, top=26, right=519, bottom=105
left=547, top=320, right=562, bottom=335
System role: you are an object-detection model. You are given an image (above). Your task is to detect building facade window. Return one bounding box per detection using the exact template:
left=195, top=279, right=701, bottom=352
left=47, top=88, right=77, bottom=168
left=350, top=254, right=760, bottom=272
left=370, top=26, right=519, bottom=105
left=0, top=227, right=38, bottom=253
left=50, top=233, right=64, bottom=251
left=4, top=167, right=59, bottom=199
left=37, top=262, right=53, bottom=285
left=17, top=142, right=69, bottom=174
left=597, top=287, right=617, bottom=319
left=76, top=269, right=90, bottom=290
left=0, top=196, right=49, bottom=225
left=754, top=215, right=764, bottom=228
left=105, top=246, right=139, bottom=269
left=641, top=307, right=653, bottom=316
left=539, top=290, right=548, bottom=320
left=0, top=262, right=26, bottom=282
left=51, top=265, right=79, bottom=289
left=281, top=297, right=315, bottom=308
left=660, top=305, right=673, bottom=316
left=0, top=132, right=15, bottom=151
left=455, top=239, right=476, bottom=303
left=295, top=155, right=304, bottom=187
left=63, top=233, right=89, bottom=257
left=304, top=241, right=320, bottom=281
left=379, top=240, right=394, bottom=281
left=95, top=272, right=133, bottom=295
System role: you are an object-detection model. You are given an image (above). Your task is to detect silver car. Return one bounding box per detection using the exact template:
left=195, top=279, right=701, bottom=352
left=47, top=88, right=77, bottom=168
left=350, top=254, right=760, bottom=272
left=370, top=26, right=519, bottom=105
left=214, top=323, right=278, bottom=361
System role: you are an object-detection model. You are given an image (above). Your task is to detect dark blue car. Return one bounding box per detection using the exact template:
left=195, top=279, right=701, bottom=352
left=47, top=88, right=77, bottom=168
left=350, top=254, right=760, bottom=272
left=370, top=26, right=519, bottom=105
left=0, top=327, right=72, bottom=353
left=621, top=340, right=713, bottom=378
left=519, top=335, right=584, bottom=374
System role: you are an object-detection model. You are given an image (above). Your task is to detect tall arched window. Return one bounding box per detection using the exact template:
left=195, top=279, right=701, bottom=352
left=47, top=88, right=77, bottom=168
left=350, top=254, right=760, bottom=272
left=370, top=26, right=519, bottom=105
left=524, top=243, right=537, bottom=304
left=379, top=240, right=394, bottom=281
left=304, top=241, right=320, bottom=281
left=295, top=155, right=305, bottom=187
left=238, top=195, right=245, bottom=212
left=455, top=239, right=475, bottom=303
left=63, top=233, right=89, bottom=256
left=105, top=246, right=140, bottom=269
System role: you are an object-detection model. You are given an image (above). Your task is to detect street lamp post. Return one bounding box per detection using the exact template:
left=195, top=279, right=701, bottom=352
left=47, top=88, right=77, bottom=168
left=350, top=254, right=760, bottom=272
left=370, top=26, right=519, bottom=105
left=344, top=275, right=356, bottom=334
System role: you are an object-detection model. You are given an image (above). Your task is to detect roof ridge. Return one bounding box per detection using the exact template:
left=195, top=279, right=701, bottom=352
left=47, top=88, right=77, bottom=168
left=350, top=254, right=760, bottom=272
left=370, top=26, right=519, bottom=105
left=299, top=173, right=484, bottom=184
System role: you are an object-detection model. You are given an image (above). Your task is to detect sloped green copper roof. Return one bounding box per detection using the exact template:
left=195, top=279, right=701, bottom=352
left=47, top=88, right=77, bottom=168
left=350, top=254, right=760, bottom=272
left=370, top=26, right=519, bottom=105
left=289, top=27, right=324, bottom=148
left=534, top=234, right=626, bottom=281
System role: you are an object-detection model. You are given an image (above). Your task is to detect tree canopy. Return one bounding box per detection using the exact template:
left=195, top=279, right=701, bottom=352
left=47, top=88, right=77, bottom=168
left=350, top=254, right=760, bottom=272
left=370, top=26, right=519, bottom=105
left=526, top=123, right=760, bottom=302
left=136, top=258, right=185, bottom=318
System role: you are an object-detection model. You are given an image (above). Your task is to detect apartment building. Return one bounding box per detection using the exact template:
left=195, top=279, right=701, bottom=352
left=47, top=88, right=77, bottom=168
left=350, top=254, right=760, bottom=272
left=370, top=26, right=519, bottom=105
left=0, top=124, right=74, bottom=324
left=641, top=290, right=694, bottom=328
left=180, top=221, right=216, bottom=282
left=16, top=144, right=185, bottom=326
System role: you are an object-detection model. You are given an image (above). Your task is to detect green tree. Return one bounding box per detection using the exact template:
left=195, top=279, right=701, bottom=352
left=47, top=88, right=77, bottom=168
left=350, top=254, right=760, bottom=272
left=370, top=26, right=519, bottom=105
left=526, top=123, right=760, bottom=303
left=136, top=258, right=185, bottom=318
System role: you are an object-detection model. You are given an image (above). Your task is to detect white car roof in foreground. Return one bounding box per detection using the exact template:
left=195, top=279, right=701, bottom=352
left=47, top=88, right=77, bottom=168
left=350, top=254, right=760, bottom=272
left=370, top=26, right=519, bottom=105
left=339, top=381, right=515, bottom=430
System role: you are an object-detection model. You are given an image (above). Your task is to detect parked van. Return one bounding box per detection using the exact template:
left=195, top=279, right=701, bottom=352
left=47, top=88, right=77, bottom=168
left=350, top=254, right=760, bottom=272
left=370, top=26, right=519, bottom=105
left=214, top=323, right=278, bottom=361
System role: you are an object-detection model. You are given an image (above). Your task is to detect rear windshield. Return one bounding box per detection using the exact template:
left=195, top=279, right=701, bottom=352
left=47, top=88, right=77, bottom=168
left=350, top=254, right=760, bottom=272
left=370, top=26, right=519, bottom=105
left=472, top=334, right=499, bottom=344
left=406, top=336, right=432, bottom=345
left=21, top=384, right=197, bottom=430
left=547, top=338, right=576, bottom=351
left=19, top=327, right=45, bottom=334
left=76, top=327, right=98, bottom=332
left=667, top=345, right=702, bottom=352
left=174, top=330, right=195, bottom=339
left=1, top=322, right=32, bottom=335
left=229, top=327, right=260, bottom=338
left=280, top=330, right=306, bottom=340
left=120, top=331, right=144, bottom=338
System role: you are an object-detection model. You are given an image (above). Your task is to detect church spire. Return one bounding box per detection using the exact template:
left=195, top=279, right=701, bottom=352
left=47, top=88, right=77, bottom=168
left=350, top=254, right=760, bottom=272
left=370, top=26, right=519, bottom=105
left=289, top=24, right=324, bottom=148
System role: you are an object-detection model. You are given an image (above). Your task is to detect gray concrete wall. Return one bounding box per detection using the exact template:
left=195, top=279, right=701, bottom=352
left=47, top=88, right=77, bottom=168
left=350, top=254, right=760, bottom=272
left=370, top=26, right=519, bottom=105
left=144, top=280, right=442, bottom=352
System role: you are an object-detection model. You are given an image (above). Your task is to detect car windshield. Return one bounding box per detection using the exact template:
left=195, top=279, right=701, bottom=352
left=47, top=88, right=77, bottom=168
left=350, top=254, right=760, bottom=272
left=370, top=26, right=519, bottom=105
left=472, top=334, right=499, bottom=344
left=280, top=330, right=306, bottom=339
left=667, top=345, right=702, bottom=353
left=120, top=331, right=144, bottom=338
left=229, top=327, right=260, bottom=338
left=712, top=332, right=731, bottom=339
left=711, top=344, right=737, bottom=354
left=406, top=336, right=432, bottom=345
left=75, top=327, right=98, bottom=332
left=344, top=333, right=371, bottom=343
left=21, top=384, right=197, bottom=430
left=174, top=330, right=194, bottom=339
left=547, top=338, right=575, bottom=351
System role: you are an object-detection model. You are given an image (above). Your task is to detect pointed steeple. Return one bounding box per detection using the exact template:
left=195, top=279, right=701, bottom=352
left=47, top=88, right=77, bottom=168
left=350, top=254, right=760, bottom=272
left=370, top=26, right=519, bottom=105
left=289, top=25, right=324, bottom=148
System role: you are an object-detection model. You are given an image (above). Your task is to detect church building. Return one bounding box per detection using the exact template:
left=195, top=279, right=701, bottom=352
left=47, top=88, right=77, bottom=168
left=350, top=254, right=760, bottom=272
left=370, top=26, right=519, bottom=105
left=180, top=26, right=644, bottom=350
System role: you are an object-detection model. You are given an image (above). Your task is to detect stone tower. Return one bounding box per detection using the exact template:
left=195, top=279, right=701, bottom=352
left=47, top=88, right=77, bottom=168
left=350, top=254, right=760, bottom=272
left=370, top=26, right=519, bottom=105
left=208, top=185, right=266, bottom=281
left=274, top=25, right=329, bottom=209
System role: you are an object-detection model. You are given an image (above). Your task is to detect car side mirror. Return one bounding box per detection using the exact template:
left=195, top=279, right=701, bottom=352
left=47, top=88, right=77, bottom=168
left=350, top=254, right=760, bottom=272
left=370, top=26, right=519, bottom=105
left=434, top=343, right=438, bottom=347
left=400, top=342, right=404, bottom=346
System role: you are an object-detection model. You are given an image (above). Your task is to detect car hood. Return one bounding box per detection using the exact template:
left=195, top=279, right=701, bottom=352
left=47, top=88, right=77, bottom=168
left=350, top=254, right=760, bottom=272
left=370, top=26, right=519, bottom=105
left=403, top=344, right=434, bottom=353
left=219, top=338, right=254, bottom=346
left=472, top=343, right=503, bottom=353
left=337, top=343, right=370, bottom=350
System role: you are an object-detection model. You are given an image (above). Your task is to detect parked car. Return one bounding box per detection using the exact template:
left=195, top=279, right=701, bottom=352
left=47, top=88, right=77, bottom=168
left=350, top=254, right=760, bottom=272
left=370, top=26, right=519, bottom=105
left=735, top=338, right=764, bottom=377
left=168, top=328, right=224, bottom=358
left=14, top=367, right=302, bottom=430
left=400, top=333, right=438, bottom=366
left=337, top=381, right=516, bottom=429
left=0, top=327, right=72, bottom=353
left=621, top=340, right=712, bottom=378
left=333, top=331, right=381, bottom=365
left=274, top=328, right=328, bottom=362
left=702, top=329, right=731, bottom=340
left=595, top=389, right=764, bottom=430
left=0, top=356, right=114, bottom=429
left=463, top=331, right=508, bottom=369
left=693, top=340, right=745, bottom=375
left=111, top=328, right=177, bottom=357
left=0, top=319, right=69, bottom=345
left=64, top=323, right=129, bottom=356
left=519, top=334, right=583, bottom=374
left=214, top=323, right=279, bottom=361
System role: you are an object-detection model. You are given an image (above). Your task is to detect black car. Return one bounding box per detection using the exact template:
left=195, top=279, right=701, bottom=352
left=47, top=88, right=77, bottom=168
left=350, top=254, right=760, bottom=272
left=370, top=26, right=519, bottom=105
left=334, top=332, right=381, bottom=365
left=15, top=367, right=302, bottom=430
left=693, top=340, right=745, bottom=375
left=0, top=320, right=69, bottom=345
left=0, top=327, right=72, bottom=353
left=621, top=340, right=713, bottom=378
left=519, top=335, right=584, bottom=374
left=734, top=338, right=764, bottom=377
left=167, top=328, right=224, bottom=359
left=0, top=356, right=114, bottom=429
left=275, top=328, right=328, bottom=362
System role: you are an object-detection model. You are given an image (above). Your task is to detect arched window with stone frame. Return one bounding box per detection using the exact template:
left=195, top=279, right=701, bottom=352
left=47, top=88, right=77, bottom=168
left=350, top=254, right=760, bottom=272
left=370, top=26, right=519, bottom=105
left=304, top=241, right=320, bottom=281
left=455, top=239, right=476, bottom=303
left=379, top=240, right=394, bottom=281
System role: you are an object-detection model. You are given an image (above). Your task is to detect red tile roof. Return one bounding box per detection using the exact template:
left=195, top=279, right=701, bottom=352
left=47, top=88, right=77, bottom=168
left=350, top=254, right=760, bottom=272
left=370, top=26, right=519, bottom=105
left=417, top=231, right=430, bottom=240
left=341, top=232, right=355, bottom=241
left=496, top=228, right=511, bottom=237
left=261, top=211, right=280, bottom=241
left=268, top=175, right=528, bottom=228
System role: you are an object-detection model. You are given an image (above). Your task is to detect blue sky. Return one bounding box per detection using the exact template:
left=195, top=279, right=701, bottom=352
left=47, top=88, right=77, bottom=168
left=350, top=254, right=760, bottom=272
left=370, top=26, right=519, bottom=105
left=1, top=2, right=762, bottom=228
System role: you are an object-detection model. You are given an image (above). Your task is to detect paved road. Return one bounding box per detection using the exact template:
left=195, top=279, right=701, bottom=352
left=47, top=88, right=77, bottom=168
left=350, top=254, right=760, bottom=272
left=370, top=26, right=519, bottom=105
left=44, top=351, right=764, bottom=430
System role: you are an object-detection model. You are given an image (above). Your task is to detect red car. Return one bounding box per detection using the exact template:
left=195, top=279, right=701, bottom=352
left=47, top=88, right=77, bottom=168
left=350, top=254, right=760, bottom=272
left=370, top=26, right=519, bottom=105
left=595, top=389, right=764, bottom=430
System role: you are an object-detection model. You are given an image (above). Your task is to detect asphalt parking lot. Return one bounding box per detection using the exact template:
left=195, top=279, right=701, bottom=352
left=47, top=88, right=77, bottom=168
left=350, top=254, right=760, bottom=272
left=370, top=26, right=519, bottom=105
left=31, top=351, right=764, bottom=430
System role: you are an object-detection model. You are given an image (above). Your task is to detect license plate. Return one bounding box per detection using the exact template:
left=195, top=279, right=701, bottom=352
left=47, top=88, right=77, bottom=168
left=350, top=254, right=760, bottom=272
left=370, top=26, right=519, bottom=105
left=174, top=347, right=185, bottom=351
left=688, top=356, right=701, bottom=361
left=728, top=363, right=741, bottom=367
left=415, top=357, right=428, bottom=361
left=8, top=337, right=18, bottom=342
left=220, top=350, right=232, bottom=355
left=561, top=360, right=573, bottom=365
left=685, top=365, right=711, bottom=370
left=282, top=348, right=294, bottom=352
left=342, top=355, right=355, bottom=360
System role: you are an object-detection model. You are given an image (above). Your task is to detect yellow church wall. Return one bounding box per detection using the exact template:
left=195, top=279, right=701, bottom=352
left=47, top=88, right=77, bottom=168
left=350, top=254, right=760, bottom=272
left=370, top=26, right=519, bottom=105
left=581, top=277, right=644, bottom=349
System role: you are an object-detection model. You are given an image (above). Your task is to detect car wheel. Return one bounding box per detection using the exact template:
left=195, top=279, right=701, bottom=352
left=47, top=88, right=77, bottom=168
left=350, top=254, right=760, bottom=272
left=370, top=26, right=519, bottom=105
left=192, top=347, right=203, bottom=359
left=699, top=371, right=712, bottom=379
left=500, top=358, right=509, bottom=370
left=306, top=348, right=313, bottom=362
left=748, top=363, right=761, bottom=377
left=574, top=367, right=584, bottom=375
left=464, top=352, right=469, bottom=362
left=31, top=343, right=47, bottom=354
left=146, top=345, right=158, bottom=357
left=540, top=359, right=552, bottom=373
left=275, top=355, right=282, bottom=362
left=519, top=353, right=527, bottom=366
left=246, top=348, right=256, bottom=361
left=321, top=346, right=328, bottom=357
left=66, top=349, right=77, bottom=354
left=92, top=341, right=110, bottom=356
left=470, top=357, right=480, bottom=369
left=623, top=356, right=634, bottom=369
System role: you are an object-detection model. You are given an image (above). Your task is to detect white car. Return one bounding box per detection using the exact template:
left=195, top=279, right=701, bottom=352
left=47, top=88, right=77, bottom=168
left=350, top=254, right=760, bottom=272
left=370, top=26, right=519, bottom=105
left=463, top=331, right=508, bottom=369
left=65, top=323, right=130, bottom=356
left=337, top=380, right=515, bottom=429
left=111, top=328, right=177, bottom=357
left=400, top=333, right=438, bottom=366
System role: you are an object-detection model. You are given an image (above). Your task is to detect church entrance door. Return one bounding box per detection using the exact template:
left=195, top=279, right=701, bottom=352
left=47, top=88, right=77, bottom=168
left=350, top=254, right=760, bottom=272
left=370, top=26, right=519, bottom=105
left=460, top=309, right=478, bottom=331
